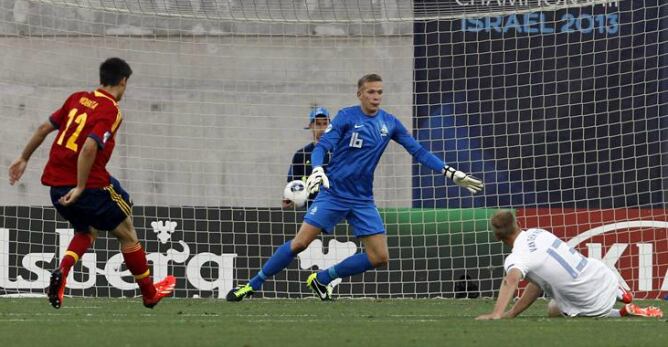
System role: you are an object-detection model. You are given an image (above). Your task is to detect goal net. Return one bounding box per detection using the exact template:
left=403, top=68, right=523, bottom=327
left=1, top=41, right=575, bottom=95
left=0, top=0, right=666, bottom=299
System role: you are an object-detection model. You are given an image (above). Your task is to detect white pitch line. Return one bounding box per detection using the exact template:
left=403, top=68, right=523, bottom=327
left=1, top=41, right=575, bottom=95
left=62, top=306, right=102, bottom=309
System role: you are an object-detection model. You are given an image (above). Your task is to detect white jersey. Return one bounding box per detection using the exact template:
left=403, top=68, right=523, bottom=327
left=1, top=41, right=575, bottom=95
left=504, top=228, right=618, bottom=317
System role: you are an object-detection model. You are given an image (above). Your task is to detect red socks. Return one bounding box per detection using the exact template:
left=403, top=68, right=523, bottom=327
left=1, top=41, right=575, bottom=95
left=59, top=232, right=94, bottom=277
left=121, top=243, right=156, bottom=298
left=60, top=235, right=155, bottom=299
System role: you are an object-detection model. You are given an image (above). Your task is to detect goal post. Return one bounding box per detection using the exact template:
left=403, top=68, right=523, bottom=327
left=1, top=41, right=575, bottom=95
left=0, top=0, right=666, bottom=299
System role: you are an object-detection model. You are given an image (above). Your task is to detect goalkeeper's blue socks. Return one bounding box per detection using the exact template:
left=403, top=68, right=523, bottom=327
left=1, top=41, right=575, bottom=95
left=249, top=240, right=296, bottom=290
left=316, top=253, right=373, bottom=285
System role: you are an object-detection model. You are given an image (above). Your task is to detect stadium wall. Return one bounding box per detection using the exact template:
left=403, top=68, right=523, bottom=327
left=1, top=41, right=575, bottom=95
left=0, top=36, right=414, bottom=207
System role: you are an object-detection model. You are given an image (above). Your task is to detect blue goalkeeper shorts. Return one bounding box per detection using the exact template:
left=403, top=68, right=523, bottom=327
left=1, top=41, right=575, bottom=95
left=303, top=190, right=385, bottom=237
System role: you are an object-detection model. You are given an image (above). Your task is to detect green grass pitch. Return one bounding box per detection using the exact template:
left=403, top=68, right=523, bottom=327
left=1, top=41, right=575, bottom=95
left=0, top=298, right=667, bottom=346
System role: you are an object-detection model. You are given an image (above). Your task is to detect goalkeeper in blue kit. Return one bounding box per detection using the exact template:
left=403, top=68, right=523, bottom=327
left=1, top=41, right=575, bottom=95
left=227, top=74, right=483, bottom=301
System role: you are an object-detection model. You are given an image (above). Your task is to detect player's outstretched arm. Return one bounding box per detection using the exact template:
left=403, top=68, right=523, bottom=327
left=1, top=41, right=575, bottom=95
left=476, top=268, right=523, bottom=320
left=443, top=165, right=483, bottom=194
left=503, top=281, right=542, bottom=319
left=9, top=121, right=56, bottom=185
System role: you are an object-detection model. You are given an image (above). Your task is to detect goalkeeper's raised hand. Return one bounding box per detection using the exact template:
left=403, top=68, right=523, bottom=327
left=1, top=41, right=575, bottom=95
left=306, top=166, right=330, bottom=194
left=443, top=165, right=483, bottom=194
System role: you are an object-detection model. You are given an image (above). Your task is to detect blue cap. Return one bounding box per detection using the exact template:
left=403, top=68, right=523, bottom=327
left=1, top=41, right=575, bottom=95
left=306, top=107, right=330, bottom=128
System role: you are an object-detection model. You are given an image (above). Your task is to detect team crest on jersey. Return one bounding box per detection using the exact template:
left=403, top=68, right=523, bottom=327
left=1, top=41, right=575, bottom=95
left=103, top=131, right=112, bottom=144
left=380, top=123, right=389, bottom=137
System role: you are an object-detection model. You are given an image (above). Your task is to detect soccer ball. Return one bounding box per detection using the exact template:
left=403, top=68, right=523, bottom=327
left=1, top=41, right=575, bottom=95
left=283, top=180, right=309, bottom=207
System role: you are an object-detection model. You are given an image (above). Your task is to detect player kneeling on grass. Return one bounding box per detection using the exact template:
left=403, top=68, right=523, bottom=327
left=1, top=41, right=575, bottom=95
left=8, top=58, right=176, bottom=309
left=476, top=210, right=662, bottom=320
left=227, top=73, right=483, bottom=302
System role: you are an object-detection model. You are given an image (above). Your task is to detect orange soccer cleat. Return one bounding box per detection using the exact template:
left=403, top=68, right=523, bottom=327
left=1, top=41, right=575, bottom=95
left=143, top=275, right=176, bottom=309
left=47, top=269, right=66, bottom=309
left=620, top=303, right=663, bottom=318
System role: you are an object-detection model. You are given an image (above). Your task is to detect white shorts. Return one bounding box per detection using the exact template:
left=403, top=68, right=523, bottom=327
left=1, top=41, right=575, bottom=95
left=552, top=259, right=619, bottom=317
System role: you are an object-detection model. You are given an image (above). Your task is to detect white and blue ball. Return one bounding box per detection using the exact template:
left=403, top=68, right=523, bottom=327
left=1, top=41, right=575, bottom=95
left=283, top=180, right=309, bottom=207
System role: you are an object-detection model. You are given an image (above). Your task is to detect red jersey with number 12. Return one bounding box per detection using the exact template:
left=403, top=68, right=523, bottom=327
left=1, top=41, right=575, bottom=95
left=41, top=89, right=122, bottom=188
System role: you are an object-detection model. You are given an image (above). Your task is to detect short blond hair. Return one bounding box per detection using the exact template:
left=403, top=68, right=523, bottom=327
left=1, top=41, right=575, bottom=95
left=490, top=210, right=517, bottom=241
left=357, top=73, right=383, bottom=89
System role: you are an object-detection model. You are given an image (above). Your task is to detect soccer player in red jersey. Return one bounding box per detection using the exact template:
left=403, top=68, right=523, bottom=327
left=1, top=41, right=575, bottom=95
left=8, top=57, right=175, bottom=309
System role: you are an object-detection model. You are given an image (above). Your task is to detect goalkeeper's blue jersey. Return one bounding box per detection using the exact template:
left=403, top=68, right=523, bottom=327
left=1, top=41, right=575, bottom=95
left=311, top=105, right=445, bottom=201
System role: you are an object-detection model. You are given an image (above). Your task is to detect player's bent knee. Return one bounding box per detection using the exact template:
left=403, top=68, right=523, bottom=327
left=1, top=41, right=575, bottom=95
left=111, top=216, right=140, bottom=245
left=117, top=236, right=140, bottom=248
left=290, top=239, right=311, bottom=253
left=297, top=221, right=321, bottom=235
left=88, top=228, right=99, bottom=242
left=369, top=253, right=389, bottom=268
left=75, top=228, right=97, bottom=243
left=291, top=222, right=321, bottom=253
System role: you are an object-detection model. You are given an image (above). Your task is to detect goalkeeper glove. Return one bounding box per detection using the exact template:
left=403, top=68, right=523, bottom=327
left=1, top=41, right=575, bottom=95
left=443, top=165, right=483, bottom=194
left=306, top=166, right=330, bottom=194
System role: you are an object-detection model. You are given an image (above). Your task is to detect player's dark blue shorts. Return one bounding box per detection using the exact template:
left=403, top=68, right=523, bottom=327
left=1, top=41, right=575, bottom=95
left=49, top=176, right=132, bottom=232
left=303, top=190, right=385, bottom=237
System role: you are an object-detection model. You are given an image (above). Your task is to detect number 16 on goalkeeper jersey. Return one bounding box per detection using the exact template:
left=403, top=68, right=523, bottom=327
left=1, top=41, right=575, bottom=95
left=227, top=74, right=483, bottom=301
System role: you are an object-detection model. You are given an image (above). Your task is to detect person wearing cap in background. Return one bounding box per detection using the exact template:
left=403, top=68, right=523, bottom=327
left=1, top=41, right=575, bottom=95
left=281, top=106, right=331, bottom=208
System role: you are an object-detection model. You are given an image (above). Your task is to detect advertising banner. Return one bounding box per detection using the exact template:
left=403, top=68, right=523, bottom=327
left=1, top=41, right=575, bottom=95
left=0, top=207, right=501, bottom=298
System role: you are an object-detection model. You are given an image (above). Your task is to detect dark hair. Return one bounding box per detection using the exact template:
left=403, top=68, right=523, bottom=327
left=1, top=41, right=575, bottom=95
left=357, top=73, right=383, bottom=89
left=100, top=57, right=132, bottom=86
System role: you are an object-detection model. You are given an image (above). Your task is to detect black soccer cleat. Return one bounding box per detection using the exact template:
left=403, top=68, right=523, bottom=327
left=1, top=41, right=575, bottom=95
left=306, top=273, right=333, bottom=301
left=226, top=284, right=255, bottom=302
left=47, top=269, right=65, bottom=309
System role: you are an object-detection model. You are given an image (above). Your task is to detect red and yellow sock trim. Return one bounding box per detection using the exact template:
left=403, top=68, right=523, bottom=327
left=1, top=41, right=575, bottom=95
left=64, top=250, right=80, bottom=263
left=134, top=269, right=151, bottom=280
left=121, top=243, right=142, bottom=254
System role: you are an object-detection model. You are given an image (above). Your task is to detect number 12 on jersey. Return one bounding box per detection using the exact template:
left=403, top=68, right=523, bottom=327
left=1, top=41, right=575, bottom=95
left=547, top=239, right=588, bottom=279
left=56, top=108, right=88, bottom=152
